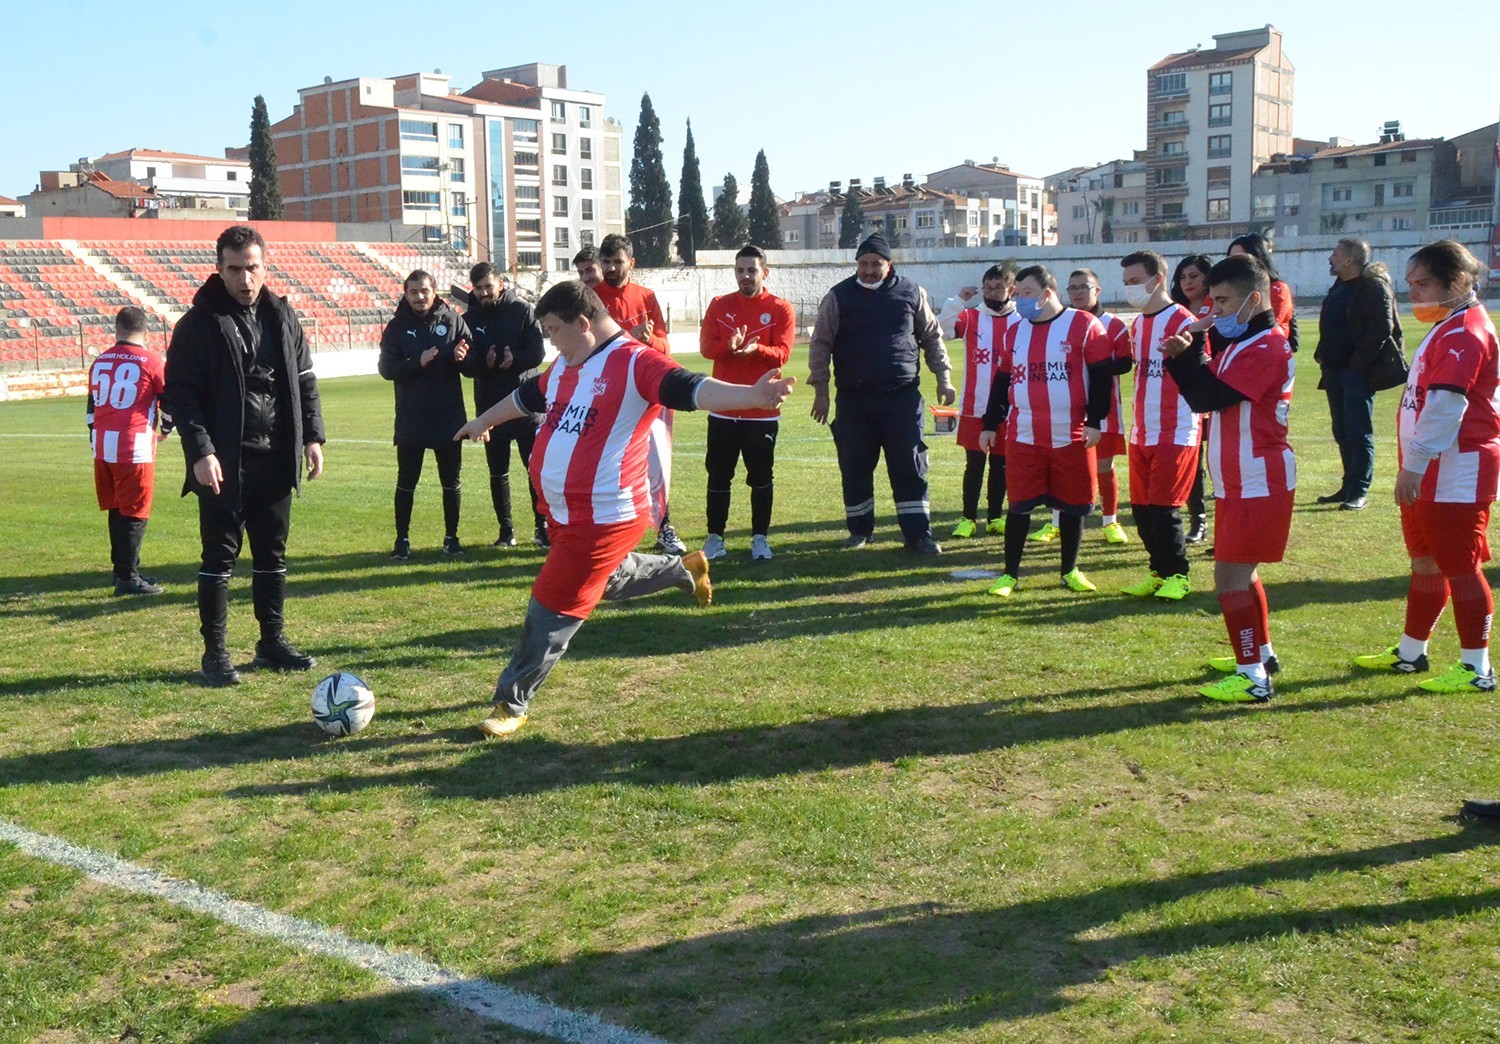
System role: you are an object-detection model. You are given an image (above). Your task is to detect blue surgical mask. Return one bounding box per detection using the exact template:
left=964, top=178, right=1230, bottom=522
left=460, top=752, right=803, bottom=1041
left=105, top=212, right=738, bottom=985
left=1013, top=296, right=1042, bottom=321
left=1212, top=295, right=1256, bottom=340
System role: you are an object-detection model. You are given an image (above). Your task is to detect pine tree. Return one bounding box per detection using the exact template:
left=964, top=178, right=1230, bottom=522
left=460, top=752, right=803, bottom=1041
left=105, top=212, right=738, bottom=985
left=711, top=173, right=748, bottom=249
left=625, top=93, right=674, bottom=267
left=248, top=95, right=283, bottom=220
left=677, top=120, right=711, bottom=265
left=746, top=149, right=781, bottom=250
left=838, top=188, right=865, bottom=249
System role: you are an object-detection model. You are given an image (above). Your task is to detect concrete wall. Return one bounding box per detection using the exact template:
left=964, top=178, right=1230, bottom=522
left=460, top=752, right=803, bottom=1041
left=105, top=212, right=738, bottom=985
left=639, top=231, right=1493, bottom=327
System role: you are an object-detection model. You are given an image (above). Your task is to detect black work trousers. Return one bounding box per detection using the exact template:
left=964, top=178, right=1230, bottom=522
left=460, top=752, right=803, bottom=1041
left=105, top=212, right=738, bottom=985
left=395, top=442, right=462, bottom=540
left=832, top=385, right=932, bottom=543
left=705, top=414, right=778, bottom=536
left=197, top=449, right=294, bottom=650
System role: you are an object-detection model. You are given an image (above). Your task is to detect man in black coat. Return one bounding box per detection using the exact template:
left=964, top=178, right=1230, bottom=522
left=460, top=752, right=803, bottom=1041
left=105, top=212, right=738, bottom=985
left=164, top=224, right=326, bottom=687
left=1314, top=237, right=1401, bottom=511
left=462, top=262, right=548, bottom=548
left=378, top=271, right=474, bottom=558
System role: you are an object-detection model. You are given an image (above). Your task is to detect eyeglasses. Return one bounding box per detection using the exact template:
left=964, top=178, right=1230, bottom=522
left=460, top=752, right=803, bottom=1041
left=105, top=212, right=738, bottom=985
left=1066, top=285, right=1097, bottom=293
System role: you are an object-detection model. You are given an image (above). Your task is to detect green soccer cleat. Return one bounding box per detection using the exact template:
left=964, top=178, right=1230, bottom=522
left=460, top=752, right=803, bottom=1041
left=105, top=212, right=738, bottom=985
left=1102, top=521, right=1130, bottom=544
left=1154, top=573, right=1192, bottom=601
left=1198, top=673, right=1274, bottom=703
left=988, top=573, right=1018, bottom=597
left=1417, top=661, right=1497, bottom=694
left=952, top=517, right=978, bottom=539
left=986, top=517, right=1007, bottom=536
left=1031, top=521, right=1061, bottom=543
left=1121, top=573, right=1162, bottom=597
left=1208, top=653, right=1281, bottom=675
left=1352, top=646, right=1430, bottom=674
left=1060, top=567, right=1097, bottom=593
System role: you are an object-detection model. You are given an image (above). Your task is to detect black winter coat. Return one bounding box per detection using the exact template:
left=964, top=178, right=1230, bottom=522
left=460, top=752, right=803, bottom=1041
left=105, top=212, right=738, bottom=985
left=378, top=298, right=474, bottom=447
left=462, top=291, right=547, bottom=414
left=164, top=275, right=325, bottom=509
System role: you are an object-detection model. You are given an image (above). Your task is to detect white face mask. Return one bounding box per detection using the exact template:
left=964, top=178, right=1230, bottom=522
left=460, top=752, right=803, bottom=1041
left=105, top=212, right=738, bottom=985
left=1122, top=281, right=1154, bottom=308
left=857, top=278, right=885, bottom=290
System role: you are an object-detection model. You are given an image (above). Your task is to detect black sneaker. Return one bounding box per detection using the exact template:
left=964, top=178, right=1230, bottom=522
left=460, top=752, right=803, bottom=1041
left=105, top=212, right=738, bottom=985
left=113, top=576, right=164, bottom=597
left=1185, top=517, right=1208, bottom=544
left=1339, top=496, right=1368, bottom=511
left=533, top=523, right=551, bottom=549
left=200, top=651, right=241, bottom=687
left=390, top=537, right=410, bottom=561
left=1461, top=799, right=1500, bottom=821
left=905, top=536, right=943, bottom=555
left=252, top=635, right=316, bottom=672
left=494, top=526, right=516, bottom=548
left=656, top=523, right=688, bottom=556
left=443, top=536, right=465, bottom=557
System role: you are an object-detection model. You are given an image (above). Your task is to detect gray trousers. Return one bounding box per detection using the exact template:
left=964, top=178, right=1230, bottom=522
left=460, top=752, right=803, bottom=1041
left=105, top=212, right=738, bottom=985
left=493, top=552, right=693, bottom=716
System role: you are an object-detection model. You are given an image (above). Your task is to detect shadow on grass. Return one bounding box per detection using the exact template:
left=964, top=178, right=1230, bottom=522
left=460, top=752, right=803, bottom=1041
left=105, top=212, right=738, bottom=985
left=487, top=826, right=1500, bottom=1041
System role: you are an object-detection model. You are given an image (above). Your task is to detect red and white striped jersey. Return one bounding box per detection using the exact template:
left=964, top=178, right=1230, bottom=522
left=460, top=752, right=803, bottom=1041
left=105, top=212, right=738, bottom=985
left=528, top=334, right=681, bottom=526
left=1001, top=308, right=1113, bottom=449
left=1207, top=328, right=1295, bottom=499
left=1130, top=304, right=1202, bottom=448
left=1097, top=311, right=1132, bottom=440
left=1397, top=305, right=1500, bottom=504
left=88, top=342, right=166, bottom=464
left=954, top=306, right=1021, bottom=418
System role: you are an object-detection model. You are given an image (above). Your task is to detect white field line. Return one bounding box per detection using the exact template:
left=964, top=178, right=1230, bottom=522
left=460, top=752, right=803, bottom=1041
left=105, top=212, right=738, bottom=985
left=0, top=818, right=667, bottom=1044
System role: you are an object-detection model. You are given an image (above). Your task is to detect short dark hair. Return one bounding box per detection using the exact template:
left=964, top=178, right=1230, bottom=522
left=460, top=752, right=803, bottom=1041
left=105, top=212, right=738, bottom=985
left=115, top=306, right=148, bottom=338
left=535, top=280, right=609, bottom=325
left=1068, top=268, right=1099, bottom=286
left=1015, top=264, right=1056, bottom=292
left=735, top=244, right=767, bottom=265
left=1207, top=254, right=1271, bottom=301
left=1410, top=238, right=1483, bottom=295
left=1170, top=254, right=1214, bottom=307
left=599, top=233, right=633, bottom=258
left=215, top=224, right=265, bottom=263
left=572, top=246, right=599, bottom=267
left=404, top=269, right=435, bottom=290
left=470, top=261, right=502, bottom=284
left=1226, top=233, right=1279, bottom=281
left=981, top=262, right=1018, bottom=286
left=1120, top=250, right=1168, bottom=279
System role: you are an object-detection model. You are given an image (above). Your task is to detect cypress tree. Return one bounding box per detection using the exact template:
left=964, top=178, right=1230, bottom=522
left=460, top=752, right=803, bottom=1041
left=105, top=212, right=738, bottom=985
left=625, top=93, right=674, bottom=267
left=248, top=95, right=283, bottom=220
left=746, top=149, right=781, bottom=250
left=711, top=173, right=749, bottom=248
left=838, top=187, right=865, bottom=249
left=677, top=120, right=711, bottom=265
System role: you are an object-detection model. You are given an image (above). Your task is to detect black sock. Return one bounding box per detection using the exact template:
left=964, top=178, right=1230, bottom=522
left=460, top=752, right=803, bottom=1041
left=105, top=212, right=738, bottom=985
left=1004, top=511, right=1030, bottom=577
left=1058, top=514, right=1083, bottom=575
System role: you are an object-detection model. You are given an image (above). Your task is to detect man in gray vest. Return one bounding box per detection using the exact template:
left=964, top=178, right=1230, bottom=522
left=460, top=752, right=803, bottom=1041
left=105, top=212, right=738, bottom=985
left=809, top=232, right=955, bottom=553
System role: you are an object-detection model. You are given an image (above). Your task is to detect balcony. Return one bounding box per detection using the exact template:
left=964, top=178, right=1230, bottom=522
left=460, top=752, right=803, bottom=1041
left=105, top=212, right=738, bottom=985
left=1207, top=116, right=1232, bottom=127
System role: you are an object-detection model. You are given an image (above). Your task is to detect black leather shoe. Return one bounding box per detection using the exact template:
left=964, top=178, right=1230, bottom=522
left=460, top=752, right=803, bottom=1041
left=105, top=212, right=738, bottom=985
left=200, top=651, right=241, bottom=687
left=113, top=576, right=164, bottom=597
left=1185, top=517, right=1208, bottom=544
left=1339, top=497, right=1368, bottom=511
left=1461, top=799, right=1500, bottom=821
left=905, top=536, right=942, bottom=555
left=252, top=635, right=317, bottom=672
left=1316, top=490, right=1347, bottom=504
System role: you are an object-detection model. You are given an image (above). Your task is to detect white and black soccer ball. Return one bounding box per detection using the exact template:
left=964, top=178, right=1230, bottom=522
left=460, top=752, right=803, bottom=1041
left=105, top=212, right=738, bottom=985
left=311, top=672, right=375, bottom=737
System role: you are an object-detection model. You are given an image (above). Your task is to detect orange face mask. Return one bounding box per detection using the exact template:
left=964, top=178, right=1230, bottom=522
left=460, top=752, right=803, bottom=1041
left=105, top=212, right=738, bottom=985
left=1412, top=293, right=1474, bottom=325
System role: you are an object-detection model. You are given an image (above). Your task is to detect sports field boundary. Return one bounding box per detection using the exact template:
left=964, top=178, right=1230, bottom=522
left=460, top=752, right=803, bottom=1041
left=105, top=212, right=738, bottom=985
left=0, top=817, right=668, bottom=1044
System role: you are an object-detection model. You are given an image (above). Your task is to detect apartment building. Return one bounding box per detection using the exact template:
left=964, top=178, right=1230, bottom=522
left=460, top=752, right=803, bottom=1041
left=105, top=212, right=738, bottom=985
left=1049, top=156, right=1149, bottom=245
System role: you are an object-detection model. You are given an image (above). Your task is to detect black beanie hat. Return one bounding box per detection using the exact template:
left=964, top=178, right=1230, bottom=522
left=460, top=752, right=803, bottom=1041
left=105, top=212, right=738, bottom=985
left=855, top=232, right=892, bottom=261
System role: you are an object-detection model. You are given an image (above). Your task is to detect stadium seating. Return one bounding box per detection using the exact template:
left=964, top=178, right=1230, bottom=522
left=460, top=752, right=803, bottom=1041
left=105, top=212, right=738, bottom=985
left=0, top=242, right=146, bottom=366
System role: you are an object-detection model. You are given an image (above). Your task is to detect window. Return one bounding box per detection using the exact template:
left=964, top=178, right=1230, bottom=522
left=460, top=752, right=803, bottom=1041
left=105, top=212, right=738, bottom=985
left=513, top=151, right=539, bottom=168
left=1121, top=200, right=1140, bottom=216
left=1207, top=135, right=1231, bottom=158
left=579, top=228, right=595, bottom=247
left=578, top=105, right=592, bottom=128
left=448, top=124, right=465, bottom=148
left=1392, top=182, right=1414, bottom=198
left=1072, top=204, right=1086, bottom=219
left=1332, top=186, right=1353, bottom=202
left=1161, top=110, right=1187, bottom=128
left=517, top=250, right=542, bottom=267
left=552, top=165, right=568, bottom=187
left=1209, top=71, right=1232, bottom=95
left=146, top=166, right=157, bottom=178
left=550, top=100, right=566, bottom=123
left=1401, top=151, right=1417, bottom=163
left=402, top=190, right=440, bottom=211
left=554, top=258, right=572, bottom=272
left=1157, top=167, right=1186, bottom=186
left=551, top=132, right=567, bottom=155
left=782, top=228, right=800, bottom=245
left=516, top=218, right=541, bottom=234
left=916, top=211, right=935, bottom=229
left=1374, top=154, right=1388, bottom=167
left=1206, top=198, right=1230, bottom=221
left=515, top=184, right=541, bottom=202
left=580, top=168, right=593, bottom=190
left=1334, top=157, right=1349, bottom=169
left=1375, top=184, right=1385, bottom=207
left=1156, top=72, right=1187, bottom=95
left=452, top=199, right=468, bottom=219
left=226, top=171, right=237, bottom=181
left=1207, top=165, right=1231, bottom=190
left=449, top=158, right=465, bottom=183
left=402, top=155, right=440, bottom=176
left=1161, top=140, right=1185, bottom=156
left=1283, top=192, right=1301, bottom=215
left=553, top=196, right=569, bottom=216
left=1253, top=194, right=1277, bottom=218
left=821, top=219, right=834, bottom=235
left=1160, top=202, right=1184, bottom=218
left=579, top=137, right=592, bottom=160
left=1208, top=103, right=1231, bottom=127
left=581, top=198, right=594, bottom=221
left=400, top=119, right=438, bottom=142
left=1392, top=216, right=1413, bottom=230
left=512, top=118, right=539, bottom=141
left=554, top=227, right=569, bottom=248
left=897, top=215, right=908, bottom=229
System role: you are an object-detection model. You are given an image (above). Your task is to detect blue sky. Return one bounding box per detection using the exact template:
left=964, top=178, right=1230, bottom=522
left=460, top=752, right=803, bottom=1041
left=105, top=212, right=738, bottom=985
left=2, top=1, right=1496, bottom=204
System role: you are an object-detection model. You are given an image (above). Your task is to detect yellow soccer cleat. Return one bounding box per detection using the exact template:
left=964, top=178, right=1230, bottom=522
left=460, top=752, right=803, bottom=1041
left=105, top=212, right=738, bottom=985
left=1031, top=521, right=1061, bottom=543
left=988, top=573, right=1018, bottom=597
left=1154, top=574, right=1192, bottom=601
left=1121, top=573, right=1162, bottom=597
left=951, top=518, right=978, bottom=539
left=1060, top=568, right=1097, bottom=593
left=681, top=550, right=714, bottom=607
left=985, top=517, right=1007, bottom=536
left=1198, top=673, right=1273, bottom=703
left=478, top=713, right=528, bottom=737
left=1102, top=521, right=1130, bottom=544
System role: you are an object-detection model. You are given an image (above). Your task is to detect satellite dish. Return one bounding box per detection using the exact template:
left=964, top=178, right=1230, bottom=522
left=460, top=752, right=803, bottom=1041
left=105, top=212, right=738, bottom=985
left=323, top=76, right=332, bottom=85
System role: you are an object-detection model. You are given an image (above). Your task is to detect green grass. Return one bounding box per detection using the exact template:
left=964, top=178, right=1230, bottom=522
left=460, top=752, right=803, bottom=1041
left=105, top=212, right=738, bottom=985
left=1, top=322, right=1499, bottom=1042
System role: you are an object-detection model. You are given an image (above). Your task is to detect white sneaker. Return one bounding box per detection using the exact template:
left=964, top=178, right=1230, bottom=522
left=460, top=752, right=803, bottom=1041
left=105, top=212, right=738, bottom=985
left=702, top=533, right=727, bottom=560
left=750, top=534, right=773, bottom=560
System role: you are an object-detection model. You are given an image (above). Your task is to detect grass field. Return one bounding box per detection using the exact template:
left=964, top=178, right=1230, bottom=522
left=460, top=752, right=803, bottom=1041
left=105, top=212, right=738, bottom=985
left=2, top=321, right=1499, bottom=1042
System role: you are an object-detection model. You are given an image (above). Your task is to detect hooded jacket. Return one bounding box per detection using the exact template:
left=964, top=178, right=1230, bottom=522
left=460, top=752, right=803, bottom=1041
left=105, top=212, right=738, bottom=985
left=378, top=296, right=474, bottom=447
left=164, top=274, right=325, bottom=508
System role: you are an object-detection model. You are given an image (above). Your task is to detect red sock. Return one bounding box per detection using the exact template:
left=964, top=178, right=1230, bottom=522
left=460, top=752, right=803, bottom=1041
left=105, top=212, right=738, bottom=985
left=1448, top=570, right=1493, bottom=649
left=1249, top=578, right=1271, bottom=650
left=1218, top=590, right=1260, bottom=666
left=1099, top=470, right=1119, bottom=516
left=1404, top=573, right=1451, bottom=640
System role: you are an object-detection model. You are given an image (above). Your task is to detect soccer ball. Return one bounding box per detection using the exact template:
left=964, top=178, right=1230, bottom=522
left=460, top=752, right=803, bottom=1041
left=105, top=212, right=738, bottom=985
left=310, top=672, right=375, bottom=737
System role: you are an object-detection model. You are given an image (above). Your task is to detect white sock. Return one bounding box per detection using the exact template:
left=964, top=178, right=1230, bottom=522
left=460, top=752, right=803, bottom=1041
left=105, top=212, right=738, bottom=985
left=1052, top=510, right=1061, bottom=527
left=1260, top=643, right=1276, bottom=664
left=1460, top=647, right=1492, bottom=675
left=1397, top=634, right=1429, bottom=661
left=1239, top=661, right=1270, bottom=685
left=1103, top=513, right=1118, bottom=526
